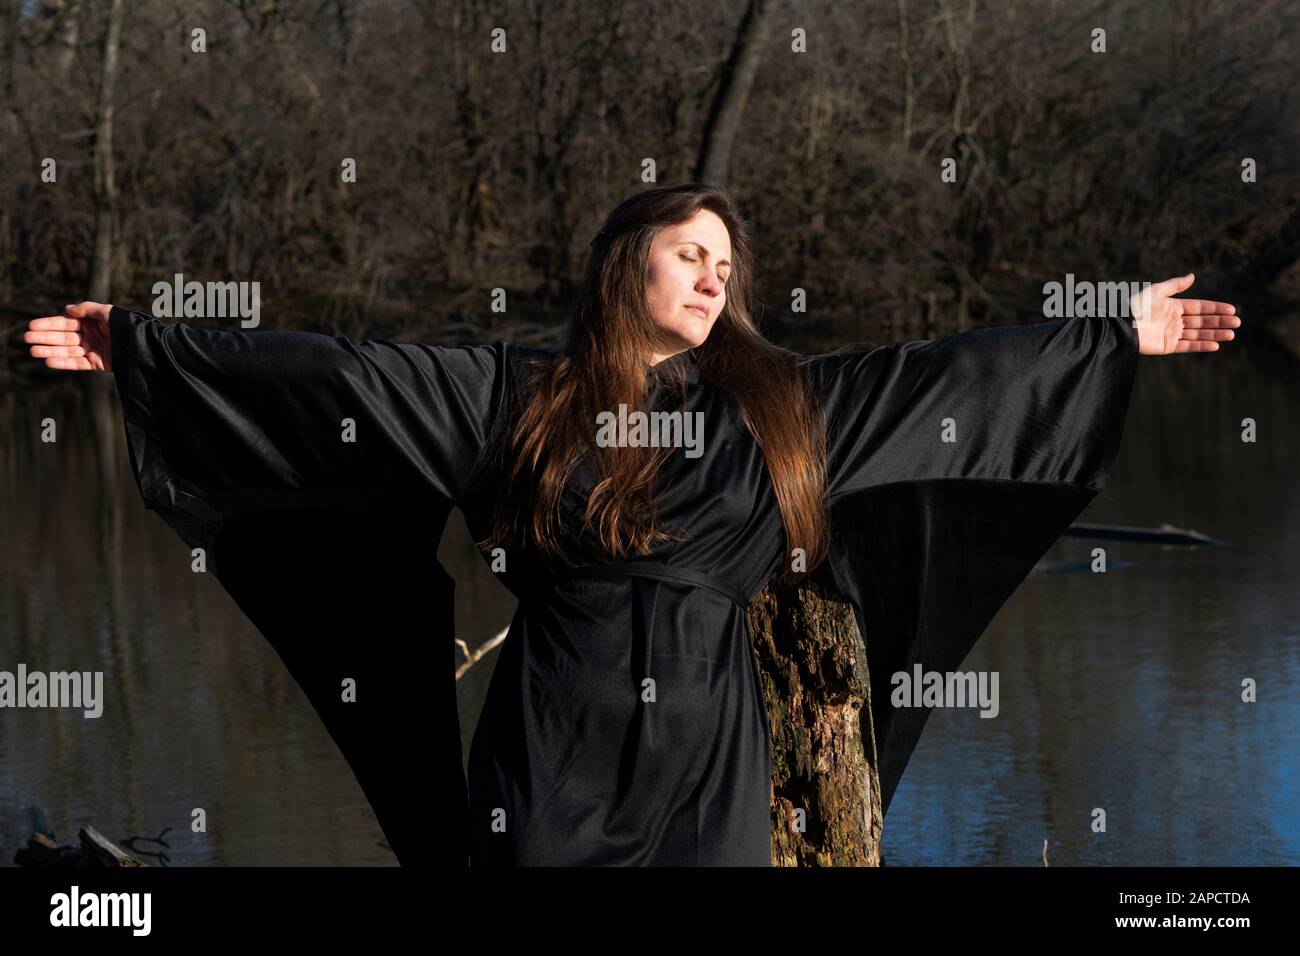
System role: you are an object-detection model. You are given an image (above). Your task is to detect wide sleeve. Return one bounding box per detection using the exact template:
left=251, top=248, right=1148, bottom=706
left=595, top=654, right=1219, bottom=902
left=803, top=313, right=1139, bottom=817
left=109, top=306, right=509, bottom=865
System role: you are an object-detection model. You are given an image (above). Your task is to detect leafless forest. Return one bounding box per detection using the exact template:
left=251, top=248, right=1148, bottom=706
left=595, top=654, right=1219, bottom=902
left=2, top=0, right=1298, bottom=354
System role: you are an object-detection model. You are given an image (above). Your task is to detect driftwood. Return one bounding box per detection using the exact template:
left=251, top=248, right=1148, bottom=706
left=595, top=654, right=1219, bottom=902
left=14, top=806, right=153, bottom=867
left=1034, top=521, right=1222, bottom=574
left=1063, top=522, right=1222, bottom=546
left=749, top=569, right=883, bottom=866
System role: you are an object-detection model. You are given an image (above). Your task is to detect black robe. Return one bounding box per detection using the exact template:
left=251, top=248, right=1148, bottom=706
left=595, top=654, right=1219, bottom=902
left=107, top=306, right=1138, bottom=865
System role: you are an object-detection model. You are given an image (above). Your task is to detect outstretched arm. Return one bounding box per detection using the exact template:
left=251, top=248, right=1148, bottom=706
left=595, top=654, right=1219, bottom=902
left=807, top=274, right=1239, bottom=817
left=25, top=300, right=507, bottom=508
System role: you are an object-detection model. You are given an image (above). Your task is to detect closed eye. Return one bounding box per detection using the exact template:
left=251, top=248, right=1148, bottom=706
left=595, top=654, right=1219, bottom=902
left=681, top=253, right=729, bottom=284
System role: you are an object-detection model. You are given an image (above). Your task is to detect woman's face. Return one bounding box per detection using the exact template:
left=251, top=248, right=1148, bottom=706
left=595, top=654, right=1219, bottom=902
left=643, top=208, right=732, bottom=363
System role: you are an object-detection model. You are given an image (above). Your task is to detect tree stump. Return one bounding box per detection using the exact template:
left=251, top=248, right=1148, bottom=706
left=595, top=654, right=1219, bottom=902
left=748, top=568, right=883, bottom=866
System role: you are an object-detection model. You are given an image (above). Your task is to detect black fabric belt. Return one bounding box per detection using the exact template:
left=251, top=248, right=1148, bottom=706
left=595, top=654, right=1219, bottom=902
left=543, top=560, right=751, bottom=609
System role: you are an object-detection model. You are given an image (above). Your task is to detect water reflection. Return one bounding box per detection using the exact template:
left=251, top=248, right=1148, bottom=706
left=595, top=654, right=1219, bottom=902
left=1, top=377, right=396, bottom=866
left=876, top=330, right=1300, bottom=865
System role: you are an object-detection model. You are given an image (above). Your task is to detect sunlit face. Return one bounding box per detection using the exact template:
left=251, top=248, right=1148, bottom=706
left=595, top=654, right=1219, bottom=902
left=643, top=208, right=733, bottom=363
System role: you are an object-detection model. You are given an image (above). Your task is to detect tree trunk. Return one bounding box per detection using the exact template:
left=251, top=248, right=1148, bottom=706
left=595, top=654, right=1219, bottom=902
left=86, top=0, right=125, bottom=518
left=748, top=567, right=884, bottom=866
left=90, top=0, right=123, bottom=303
left=695, top=0, right=778, bottom=189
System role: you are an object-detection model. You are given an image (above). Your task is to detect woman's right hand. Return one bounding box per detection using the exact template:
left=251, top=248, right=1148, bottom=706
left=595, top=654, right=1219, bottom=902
left=24, top=302, right=114, bottom=372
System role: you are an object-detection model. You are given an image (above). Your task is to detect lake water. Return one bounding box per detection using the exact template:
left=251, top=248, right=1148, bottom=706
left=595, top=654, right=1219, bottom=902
left=3, top=320, right=1296, bottom=865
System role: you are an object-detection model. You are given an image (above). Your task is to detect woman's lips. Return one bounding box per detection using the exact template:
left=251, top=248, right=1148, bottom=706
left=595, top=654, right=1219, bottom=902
left=687, top=306, right=708, bottom=319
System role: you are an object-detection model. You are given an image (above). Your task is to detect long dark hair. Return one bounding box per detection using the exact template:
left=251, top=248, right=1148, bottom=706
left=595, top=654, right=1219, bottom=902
left=482, top=183, right=828, bottom=582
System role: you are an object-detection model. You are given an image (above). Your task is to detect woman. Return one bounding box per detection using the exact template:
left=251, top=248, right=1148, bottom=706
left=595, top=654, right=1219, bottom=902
left=26, top=183, right=1238, bottom=866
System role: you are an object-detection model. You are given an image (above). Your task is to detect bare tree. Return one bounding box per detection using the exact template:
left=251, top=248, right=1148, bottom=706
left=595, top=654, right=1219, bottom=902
left=695, top=0, right=779, bottom=188
left=90, top=0, right=124, bottom=303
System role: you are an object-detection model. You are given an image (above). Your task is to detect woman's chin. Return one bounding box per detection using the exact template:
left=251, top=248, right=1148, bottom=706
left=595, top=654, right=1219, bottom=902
left=684, top=320, right=715, bottom=347
left=656, top=326, right=707, bottom=350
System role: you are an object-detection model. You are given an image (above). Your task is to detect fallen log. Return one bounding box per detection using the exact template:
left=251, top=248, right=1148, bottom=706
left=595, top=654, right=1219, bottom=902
left=1063, top=522, right=1222, bottom=546
left=14, top=806, right=149, bottom=867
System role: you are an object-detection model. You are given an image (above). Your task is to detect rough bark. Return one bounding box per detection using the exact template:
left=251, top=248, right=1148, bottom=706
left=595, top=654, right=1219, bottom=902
left=748, top=567, right=884, bottom=866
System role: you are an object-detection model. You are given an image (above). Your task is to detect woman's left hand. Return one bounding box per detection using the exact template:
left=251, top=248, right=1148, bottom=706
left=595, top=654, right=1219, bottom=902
left=1131, top=274, right=1239, bottom=356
